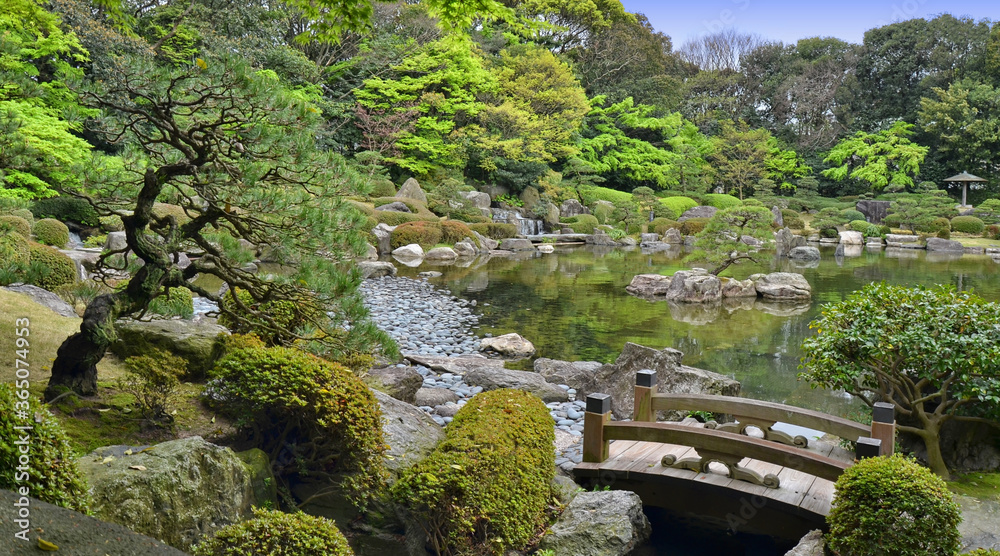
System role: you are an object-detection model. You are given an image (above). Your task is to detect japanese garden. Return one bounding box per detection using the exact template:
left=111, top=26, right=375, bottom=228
left=2, top=0, right=1000, bottom=554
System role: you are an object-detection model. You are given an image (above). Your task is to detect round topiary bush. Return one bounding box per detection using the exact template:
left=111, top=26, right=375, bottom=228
left=30, top=196, right=99, bottom=227
left=0, top=383, right=92, bottom=512
left=440, top=219, right=475, bottom=244
left=702, top=193, right=742, bottom=210
left=374, top=210, right=421, bottom=226
left=780, top=209, right=805, bottom=229
left=840, top=208, right=866, bottom=222
left=393, top=389, right=554, bottom=555
left=32, top=218, right=70, bottom=248
left=651, top=217, right=681, bottom=235
left=390, top=221, right=443, bottom=249
left=0, top=230, right=30, bottom=267
left=931, top=217, right=951, bottom=232
left=679, top=217, right=709, bottom=235
left=5, top=208, right=35, bottom=225
left=937, top=228, right=951, bottom=239
left=883, top=214, right=901, bottom=228
left=659, top=196, right=699, bottom=219
left=820, top=227, right=840, bottom=238
left=209, top=336, right=386, bottom=506
left=562, top=214, right=599, bottom=234
left=218, top=288, right=318, bottom=346
left=951, top=215, right=985, bottom=235
left=192, top=508, right=353, bottom=556
left=848, top=220, right=870, bottom=232
left=468, top=222, right=517, bottom=240
left=0, top=215, right=32, bottom=237
left=27, top=242, right=77, bottom=289
left=826, top=454, right=961, bottom=556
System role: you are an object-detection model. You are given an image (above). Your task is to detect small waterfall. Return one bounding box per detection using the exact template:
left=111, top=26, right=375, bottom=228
left=490, top=208, right=544, bottom=236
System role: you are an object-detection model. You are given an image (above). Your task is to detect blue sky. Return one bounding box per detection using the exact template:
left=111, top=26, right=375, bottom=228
left=619, top=0, right=997, bottom=47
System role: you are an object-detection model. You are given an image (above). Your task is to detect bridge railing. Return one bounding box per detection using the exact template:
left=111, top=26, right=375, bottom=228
left=581, top=370, right=896, bottom=489
left=632, top=369, right=895, bottom=454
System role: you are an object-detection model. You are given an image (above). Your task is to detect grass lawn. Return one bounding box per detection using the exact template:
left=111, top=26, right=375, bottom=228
left=948, top=471, right=1000, bottom=502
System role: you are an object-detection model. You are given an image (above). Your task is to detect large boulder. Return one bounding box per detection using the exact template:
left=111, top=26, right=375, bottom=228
left=537, top=490, right=651, bottom=556
left=395, top=177, right=427, bottom=204
left=358, top=261, right=396, bottom=279
left=472, top=230, right=498, bottom=252
left=925, top=237, right=965, bottom=252
left=678, top=206, right=717, bottom=221
left=3, top=284, right=77, bottom=317
left=105, top=230, right=128, bottom=252
left=464, top=367, right=569, bottom=402
left=751, top=272, right=811, bottom=301
left=775, top=228, right=807, bottom=257
left=424, top=246, right=458, bottom=260
left=838, top=230, right=864, bottom=245
left=414, top=387, right=459, bottom=407
left=405, top=353, right=504, bottom=374
left=533, top=358, right=604, bottom=387
left=453, top=240, right=477, bottom=258
left=856, top=200, right=891, bottom=224
left=372, top=223, right=395, bottom=255
left=625, top=274, right=673, bottom=297
left=720, top=277, right=756, bottom=298
left=586, top=232, right=618, bottom=246
left=771, top=206, right=783, bottom=227
left=367, top=365, right=423, bottom=403
left=374, top=390, right=444, bottom=480
left=111, top=319, right=228, bottom=380
left=560, top=199, right=590, bottom=217
left=885, top=234, right=922, bottom=248
left=0, top=489, right=188, bottom=556
left=785, top=530, right=825, bottom=556
left=662, top=227, right=683, bottom=244
left=639, top=233, right=660, bottom=245
left=77, top=437, right=275, bottom=551
left=498, top=238, right=535, bottom=251
left=788, top=245, right=821, bottom=261
left=664, top=270, right=722, bottom=303
left=392, top=243, right=424, bottom=259
left=480, top=332, right=535, bottom=358
left=462, top=190, right=491, bottom=209
left=375, top=201, right=411, bottom=213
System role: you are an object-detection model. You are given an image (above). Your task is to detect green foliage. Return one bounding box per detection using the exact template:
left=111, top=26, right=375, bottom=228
left=811, top=207, right=845, bottom=233
left=0, top=382, right=92, bottom=512
left=98, top=215, right=123, bottom=232
left=393, top=389, right=554, bottom=556
left=0, top=215, right=31, bottom=237
left=495, top=193, right=524, bottom=207
left=192, top=508, right=353, bottom=556
left=974, top=199, right=1000, bottom=224
left=709, top=120, right=809, bottom=199
left=821, top=122, right=929, bottom=191
left=800, top=283, right=1000, bottom=477
left=848, top=220, right=870, bottom=232
left=840, top=209, right=865, bottom=222
left=0, top=230, right=30, bottom=266
left=606, top=228, right=627, bottom=240
left=826, top=454, right=961, bottom=556
left=702, top=194, right=742, bottom=210
left=689, top=205, right=775, bottom=275
left=30, top=197, right=99, bottom=227
left=986, top=225, right=1000, bottom=240
left=145, top=286, right=194, bottom=319
left=468, top=222, right=517, bottom=240
left=440, top=220, right=475, bottom=244
left=83, top=233, right=106, bottom=248
left=951, top=215, right=985, bottom=235
left=591, top=201, right=614, bottom=224
left=931, top=217, right=952, bottom=232
left=780, top=209, right=805, bottom=229
left=965, top=550, right=1000, bottom=556
left=26, top=241, right=76, bottom=289
left=658, top=196, right=698, bottom=219
left=651, top=217, right=680, bottom=235
left=562, top=214, right=599, bottom=234
left=210, top=337, right=387, bottom=508
left=219, top=289, right=319, bottom=347
left=117, top=349, right=185, bottom=421
left=375, top=210, right=422, bottom=226
left=936, top=228, right=951, bottom=239
left=32, top=218, right=70, bottom=247
left=679, top=217, right=709, bottom=235
left=577, top=185, right=633, bottom=205
left=391, top=221, right=445, bottom=249
left=888, top=191, right=958, bottom=233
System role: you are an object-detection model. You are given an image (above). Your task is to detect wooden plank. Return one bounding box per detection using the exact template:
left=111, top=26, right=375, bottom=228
left=619, top=442, right=667, bottom=477
left=764, top=466, right=816, bottom=507
left=650, top=394, right=870, bottom=441
left=601, top=441, right=640, bottom=471
left=799, top=478, right=836, bottom=516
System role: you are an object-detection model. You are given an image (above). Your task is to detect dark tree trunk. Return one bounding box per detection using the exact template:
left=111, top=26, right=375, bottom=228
left=44, top=294, right=121, bottom=400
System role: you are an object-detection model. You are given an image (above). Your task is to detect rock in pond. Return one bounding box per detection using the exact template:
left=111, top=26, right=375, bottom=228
left=537, top=490, right=651, bottom=556
left=751, top=272, right=811, bottom=301
left=358, top=260, right=396, bottom=279
left=392, top=243, right=424, bottom=259
left=480, top=332, right=535, bottom=358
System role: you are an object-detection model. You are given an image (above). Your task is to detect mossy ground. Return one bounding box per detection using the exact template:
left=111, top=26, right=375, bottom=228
left=948, top=472, right=1000, bottom=502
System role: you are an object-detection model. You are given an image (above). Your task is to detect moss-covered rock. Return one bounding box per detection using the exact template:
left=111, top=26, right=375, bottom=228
left=192, top=508, right=353, bottom=556
left=111, top=319, right=229, bottom=380
left=32, top=218, right=70, bottom=248
left=78, top=437, right=276, bottom=552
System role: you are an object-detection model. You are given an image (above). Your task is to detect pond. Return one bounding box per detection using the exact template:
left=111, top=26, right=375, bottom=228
left=396, top=244, right=1000, bottom=418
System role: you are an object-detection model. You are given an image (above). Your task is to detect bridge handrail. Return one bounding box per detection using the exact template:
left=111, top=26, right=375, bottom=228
left=600, top=421, right=850, bottom=482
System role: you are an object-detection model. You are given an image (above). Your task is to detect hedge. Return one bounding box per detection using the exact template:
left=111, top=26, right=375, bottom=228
left=27, top=242, right=77, bottom=289
left=468, top=222, right=517, bottom=240
left=0, top=231, right=30, bottom=267
left=390, top=221, right=443, bottom=249
left=561, top=214, right=599, bottom=234
left=658, top=196, right=699, bottom=219
left=374, top=210, right=422, bottom=226
left=0, top=215, right=31, bottom=237
left=780, top=209, right=804, bottom=230
left=651, top=217, right=681, bottom=235
left=951, top=215, right=985, bottom=235
left=679, top=217, right=709, bottom=235
left=33, top=218, right=70, bottom=248
left=440, top=220, right=475, bottom=244
left=31, top=196, right=98, bottom=227
left=577, top=185, right=633, bottom=206
left=702, top=193, right=742, bottom=210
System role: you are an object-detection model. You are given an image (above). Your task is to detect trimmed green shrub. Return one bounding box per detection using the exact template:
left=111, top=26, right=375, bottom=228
left=391, top=221, right=444, bottom=249
left=848, top=220, right=870, bottom=232
left=146, top=286, right=194, bottom=319
left=4, top=208, right=35, bottom=225
left=369, top=178, right=397, bottom=198
left=578, top=185, right=633, bottom=205
left=883, top=214, right=901, bottom=228
left=32, top=218, right=70, bottom=248
left=702, top=193, right=742, bottom=210
left=192, top=508, right=353, bottom=556
left=31, top=196, right=99, bottom=227
left=937, top=228, right=951, bottom=239
left=440, top=220, right=475, bottom=244
left=951, top=215, right=985, bottom=235
left=210, top=336, right=387, bottom=507
left=680, top=217, right=709, bottom=235
left=930, top=217, right=951, bottom=232
left=826, top=454, right=961, bottom=556
left=0, top=215, right=31, bottom=237
left=117, top=349, right=185, bottom=421
left=394, top=389, right=554, bottom=555
left=840, top=208, right=866, bottom=222
left=986, top=225, right=1000, bottom=240
left=0, top=383, right=92, bottom=512
left=468, top=222, right=517, bottom=240
left=0, top=231, right=30, bottom=267
left=219, top=288, right=319, bottom=346
left=780, top=209, right=804, bottom=229
left=27, top=242, right=76, bottom=289
left=562, top=214, right=599, bottom=234
left=83, top=234, right=107, bottom=248
left=99, top=215, right=124, bottom=232
left=591, top=201, right=614, bottom=224
left=820, top=227, right=839, bottom=238
left=651, top=217, right=681, bottom=235
left=374, top=210, right=421, bottom=226
left=659, top=196, right=699, bottom=219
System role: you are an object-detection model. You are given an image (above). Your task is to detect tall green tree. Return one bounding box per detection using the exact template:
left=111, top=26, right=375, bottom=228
left=709, top=120, right=809, bottom=199
left=822, top=121, right=929, bottom=192
left=46, top=54, right=393, bottom=399
left=689, top=204, right=775, bottom=275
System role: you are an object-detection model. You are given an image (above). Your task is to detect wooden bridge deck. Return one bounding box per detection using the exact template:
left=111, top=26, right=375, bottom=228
left=574, top=425, right=855, bottom=518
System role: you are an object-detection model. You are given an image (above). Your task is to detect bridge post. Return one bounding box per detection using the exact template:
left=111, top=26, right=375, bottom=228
left=871, top=402, right=895, bottom=456
left=856, top=437, right=882, bottom=460
left=583, top=394, right=612, bottom=463
left=634, top=370, right=656, bottom=422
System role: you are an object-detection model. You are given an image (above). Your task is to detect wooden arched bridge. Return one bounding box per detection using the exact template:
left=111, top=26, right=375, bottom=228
left=573, top=370, right=896, bottom=535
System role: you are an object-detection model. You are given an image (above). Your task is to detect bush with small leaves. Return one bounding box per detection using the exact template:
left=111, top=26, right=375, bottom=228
left=0, top=383, right=92, bottom=512
left=562, top=214, right=599, bottom=234
left=986, top=225, right=1000, bottom=240
left=99, top=215, right=124, bottom=232
left=659, top=196, right=699, bottom=219
left=117, top=349, right=185, bottom=421
left=146, top=286, right=194, bottom=319
left=391, top=221, right=444, bottom=249
left=702, top=193, right=742, bottom=210
left=393, top=389, right=554, bottom=556
left=591, top=202, right=614, bottom=224
left=192, top=508, right=353, bottom=556
left=680, top=217, right=709, bottom=235
left=937, top=228, right=951, bottom=239
left=931, top=217, right=951, bottom=232
left=951, top=215, right=985, bottom=235
left=32, top=218, right=70, bottom=248
left=468, top=222, right=517, bottom=240
left=3, top=208, right=35, bottom=225
left=840, top=208, right=865, bottom=222
left=0, top=215, right=31, bottom=237
left=827, top=454, right=961, bottom=556
left=27, top=242, right=76, bottom=289
left=440, top=220, right=475, bottom=244
left=820, top=227, right=840, bottom=238
left=848, top=220, right=870, bottom=232
left=31, top=196, right=99, bottom=227
left=219, top=288, right=319, bottom=346
left=375, top=210, right=421, bottom=226
left=209, top=336, right=387, bottom=508
left=780, top=209, right=804, bottom=229
left=0, top=231, right=30, bottom=267
left=651, top=218, right=681, bottom=235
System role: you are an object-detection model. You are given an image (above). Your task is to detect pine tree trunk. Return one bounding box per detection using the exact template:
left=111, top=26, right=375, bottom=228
left=44, top=294, right=121, bottom=401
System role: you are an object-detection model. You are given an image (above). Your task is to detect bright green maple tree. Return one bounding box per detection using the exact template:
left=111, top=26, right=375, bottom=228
left=821, top=121, right=929, bottom=191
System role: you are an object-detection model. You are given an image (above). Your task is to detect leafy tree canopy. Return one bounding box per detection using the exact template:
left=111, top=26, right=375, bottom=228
left=689, top=204, right=774, bottom=275
left=821, top=121, right=929, bottom=191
